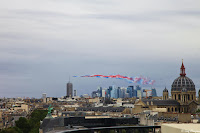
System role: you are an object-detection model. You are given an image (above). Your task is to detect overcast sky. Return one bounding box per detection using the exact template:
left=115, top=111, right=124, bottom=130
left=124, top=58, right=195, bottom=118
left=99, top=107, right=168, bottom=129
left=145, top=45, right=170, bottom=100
left=0, top=0, right=200, bottom=98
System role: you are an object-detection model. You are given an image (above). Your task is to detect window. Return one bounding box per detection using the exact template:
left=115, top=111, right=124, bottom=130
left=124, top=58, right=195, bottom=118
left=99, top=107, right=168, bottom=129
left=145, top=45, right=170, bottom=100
left=178, top=94, right=181, bottom=100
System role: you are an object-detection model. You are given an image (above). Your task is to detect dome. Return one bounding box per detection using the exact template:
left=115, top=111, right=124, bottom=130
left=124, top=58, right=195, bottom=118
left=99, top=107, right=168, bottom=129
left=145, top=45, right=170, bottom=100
left=163, top=87, right=168, bottom=92
left=171, top=60, right=195, bottom=92
left=171, top=76, right=195, bottom=91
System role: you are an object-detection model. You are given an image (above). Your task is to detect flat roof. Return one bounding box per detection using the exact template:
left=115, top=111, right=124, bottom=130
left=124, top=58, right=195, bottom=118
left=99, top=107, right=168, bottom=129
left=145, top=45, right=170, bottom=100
left=162, top=123, right=200, bottom=132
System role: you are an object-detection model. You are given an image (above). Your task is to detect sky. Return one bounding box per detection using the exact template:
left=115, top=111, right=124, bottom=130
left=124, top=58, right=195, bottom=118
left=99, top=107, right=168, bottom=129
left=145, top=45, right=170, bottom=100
left=0, top=0, right=200, bottom=98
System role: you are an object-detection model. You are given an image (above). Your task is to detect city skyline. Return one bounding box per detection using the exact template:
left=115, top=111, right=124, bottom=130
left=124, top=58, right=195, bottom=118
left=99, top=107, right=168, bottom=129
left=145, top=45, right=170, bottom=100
left=0, top=0, right=200, bottom=98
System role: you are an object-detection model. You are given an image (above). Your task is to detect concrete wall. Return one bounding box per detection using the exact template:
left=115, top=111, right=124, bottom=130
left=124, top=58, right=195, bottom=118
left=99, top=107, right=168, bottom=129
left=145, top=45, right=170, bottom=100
left=178, top=113, right=191, bottom=123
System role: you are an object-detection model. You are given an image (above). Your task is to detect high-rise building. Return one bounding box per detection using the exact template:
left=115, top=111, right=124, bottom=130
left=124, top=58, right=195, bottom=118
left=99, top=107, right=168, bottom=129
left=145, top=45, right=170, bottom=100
left=119, top=87, right=126, bottom=98
left=42, top=93, right=47, bottom=103
left=91, top=91, right=98, bottom=98
left=97, top=87, right=102, bottom=97
left=110, top=86, right=115, bottom=98
left=74, top=90, right=77, bottom=97
left=117, top=87, right=121, bottom=98
left=127, top=86, right=134, bottom=98
left=102, top=89, right=106, bottom=97
left=66, top=81, right=73, bottom=97
left=133, top=89, right=137, bottom=97
left=42, top=93, right=46, bottom=99
left=136, top=85, right=142, bottom=98
left=107, top=86, right=113, bottom=98
left=151, top=88, right=157, bottom=97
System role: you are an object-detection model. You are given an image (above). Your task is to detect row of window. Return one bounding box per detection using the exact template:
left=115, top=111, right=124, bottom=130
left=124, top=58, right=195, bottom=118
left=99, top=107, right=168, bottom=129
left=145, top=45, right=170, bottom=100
left=172, top=85, right=194, bottom=87
left=172, top=94, right=194, bottom=101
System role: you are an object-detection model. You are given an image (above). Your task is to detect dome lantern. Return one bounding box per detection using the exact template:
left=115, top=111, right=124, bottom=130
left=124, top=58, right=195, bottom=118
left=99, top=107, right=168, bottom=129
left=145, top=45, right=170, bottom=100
left=180, top=59, right=186, bottom=77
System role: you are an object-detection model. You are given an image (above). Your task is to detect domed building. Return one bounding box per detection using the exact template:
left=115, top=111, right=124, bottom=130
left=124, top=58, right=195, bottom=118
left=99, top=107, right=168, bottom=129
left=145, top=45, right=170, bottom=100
left=171, top=61, right=196, bottom=102
left=135, top=61, right=198, bottom=114
left=163, top=60, right=198, bottom=113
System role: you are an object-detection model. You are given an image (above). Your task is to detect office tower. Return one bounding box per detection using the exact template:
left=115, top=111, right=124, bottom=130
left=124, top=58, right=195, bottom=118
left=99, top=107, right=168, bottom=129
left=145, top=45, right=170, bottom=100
left=119, top=87, right=126, bottom=98
left=102, top=89, right=106, bottom=97
left=133, top=89, right=137, bottom=97
left=136, top=85, right=142, bottom=98
left=127, top=86, right=134, bottom=98
left=110, top=86, right=115, bottom=98
left=118, top=87, right=126, bottom=98
left=42, top=93, right=47, bottom=103
left=107, top=86, right=113, bottom=98
left=110, top=85, right=119, bottom=99
left=137, top=90, right=142, bottom=98
left=97, top=87, right=102, bottom=97
left=74, top=90, right=77, bottom=97
left=67, top=81, right=73, bottom=97
left=117, top=87, right=120, bottom=98
left=91, top=91, right=98, bottom=98
left=104, top=88, right=108, bottom=97
left=125, top=92, right=129, bottom=98
left=152, top=88, right=157, bottom=97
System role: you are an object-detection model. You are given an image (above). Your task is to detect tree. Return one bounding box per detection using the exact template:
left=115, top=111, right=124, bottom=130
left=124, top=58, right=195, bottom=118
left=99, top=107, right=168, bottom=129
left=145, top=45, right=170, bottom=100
left=2, top=110, right=47, bottom=133
left=15, top=117, right=31, bottom=133
left=0, top=127, right=22, bottom=133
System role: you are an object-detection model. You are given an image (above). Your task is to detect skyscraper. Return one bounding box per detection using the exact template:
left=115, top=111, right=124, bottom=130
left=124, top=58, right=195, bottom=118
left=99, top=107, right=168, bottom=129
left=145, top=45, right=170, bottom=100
left=107, top=86, right=113, bottom=98
left=102, top=89, right=106, bottom=97
left=127, top=86, right=134, bottom=98
left=91, top=91, right=98, bottom=98
left=42, top=93, right=46, bottom=99
left=151, top=88, right=157, bottom=97
left=74, top=90, right=77, bottom=97
left=42, top=93, right=47, bottom=103
left=97, top=86, right=102, bottom=97
left=111, top=85, right=118, bottom=98
left=66, top=81, right=73, bottom=97
left=136, top=85, right=142, bottom=98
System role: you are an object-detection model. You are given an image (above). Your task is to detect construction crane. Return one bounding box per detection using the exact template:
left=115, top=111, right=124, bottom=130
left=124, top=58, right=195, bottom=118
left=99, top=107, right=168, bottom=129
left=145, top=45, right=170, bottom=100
left=143, top=89, right=152, bottom=98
